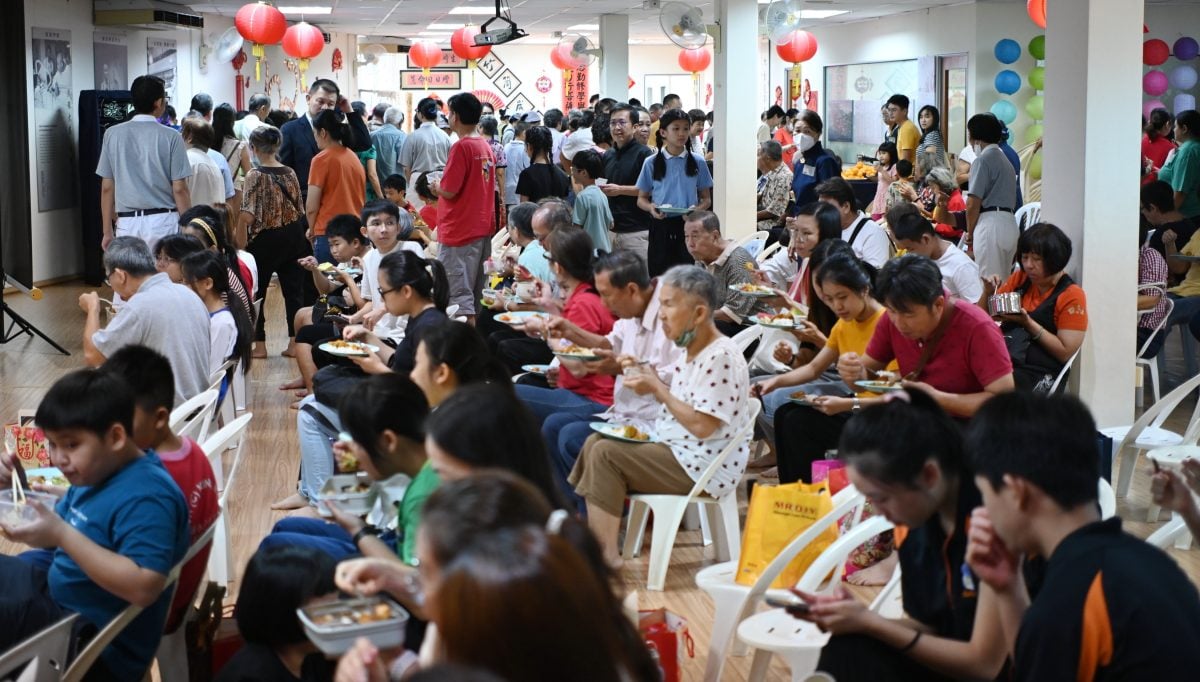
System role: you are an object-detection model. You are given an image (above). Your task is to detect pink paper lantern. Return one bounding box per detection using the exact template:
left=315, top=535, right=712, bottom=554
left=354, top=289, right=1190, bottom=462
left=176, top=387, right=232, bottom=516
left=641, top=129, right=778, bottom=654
left=1144, top=99, right=1167, bottom=120
left=1144, top=70, right=1170, bottom=96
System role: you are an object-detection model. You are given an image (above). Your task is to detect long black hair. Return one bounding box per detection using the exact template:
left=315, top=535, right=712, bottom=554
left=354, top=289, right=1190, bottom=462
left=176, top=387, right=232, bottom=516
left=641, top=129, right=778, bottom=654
left=806, top=239, right=855, bottom=336
left=814, top=252, right=875, bottom=298
left=1146, top=107, right=1172, bottom=140
left=379, top=250, right=450, bottom=311
left=212, top=103, right=238, bottom=144
left=420, top=320, right=510, bottom=386
left=313, top=109, right=352, bottom=146
left=651, top=108, right=699, bottom=181
left=179, top=205, right=252, bottom=305
left=525, top=126, right=554, bottom=163
left=338, top=374, right=429, bottom=470
left=153, top=233, right=206, bottom=265
left=917, top=105, right=941, bottom=139
left=180, top=250, right=254, bottom=370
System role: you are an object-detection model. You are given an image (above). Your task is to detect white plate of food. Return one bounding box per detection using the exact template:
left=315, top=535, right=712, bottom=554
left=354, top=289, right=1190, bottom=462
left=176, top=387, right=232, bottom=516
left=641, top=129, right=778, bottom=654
left=521, top=364, right=552, bottom=375
left=854, top=380, right=905, bottom=393
left=655, top=205, right=692, bottom=217
left=754, top=311, right=805, bottom=329
left=729, top=283, right=777, bottom=298
left=316, top=474, right=378, bottom=517
left=786, top=390, right=815, bottom=406
left=496, top=311, right=548, bottom=327
left=589, top=422, right=657, bottom=443
left=318, top=340, right=381, bottom=357
left=553, top=344, right=602, bottom=362
left=25, top=467, right=70, bottom=489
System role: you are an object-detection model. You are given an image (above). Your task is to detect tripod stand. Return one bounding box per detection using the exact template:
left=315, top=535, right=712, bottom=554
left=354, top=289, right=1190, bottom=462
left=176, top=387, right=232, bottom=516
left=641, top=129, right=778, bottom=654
left=1, top=271, right=69, bottom=355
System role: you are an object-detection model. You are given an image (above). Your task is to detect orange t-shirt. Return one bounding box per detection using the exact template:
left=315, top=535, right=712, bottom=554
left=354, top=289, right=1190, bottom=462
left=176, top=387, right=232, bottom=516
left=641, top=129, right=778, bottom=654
left=997, top=270, right=1089, bottom=332
left=308, top=145, right=366, bottom=236
left=774, top=127, right=796, bottom=169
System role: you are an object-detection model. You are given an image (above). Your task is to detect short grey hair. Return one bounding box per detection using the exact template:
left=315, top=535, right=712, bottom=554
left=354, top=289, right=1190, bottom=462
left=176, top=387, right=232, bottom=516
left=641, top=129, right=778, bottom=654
left=508, top=202, right=538, bottom=239
left=662, top=264, right=719, bottom=313
left=920, top=146, right=949, bottom=174
left=103, top=236, right=157, bottom=277
left=685, top=210, right=721, bottom=234
left=925, top=166, right=957, bottom=193
left=759, top=140, right=783, bottom=162
left=384, top=106, right=404, bottom=126
left=535, top=199, right=573, bottom=232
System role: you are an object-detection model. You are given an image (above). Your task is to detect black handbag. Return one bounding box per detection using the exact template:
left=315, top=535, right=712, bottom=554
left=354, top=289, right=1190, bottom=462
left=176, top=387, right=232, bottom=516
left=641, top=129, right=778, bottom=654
left=312, top=364, right=367, bottom=408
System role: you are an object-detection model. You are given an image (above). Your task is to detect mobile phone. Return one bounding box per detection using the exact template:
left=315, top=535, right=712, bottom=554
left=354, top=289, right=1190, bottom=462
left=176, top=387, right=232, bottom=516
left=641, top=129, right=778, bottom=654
left=765, top=596, right=810, bottom=613
left=323, top=313, right=351, bottom=324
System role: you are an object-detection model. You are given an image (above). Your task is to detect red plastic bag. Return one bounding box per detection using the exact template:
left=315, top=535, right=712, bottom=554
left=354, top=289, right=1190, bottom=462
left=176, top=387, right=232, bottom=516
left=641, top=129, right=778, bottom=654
left=639, top=608, right=694, bottom=682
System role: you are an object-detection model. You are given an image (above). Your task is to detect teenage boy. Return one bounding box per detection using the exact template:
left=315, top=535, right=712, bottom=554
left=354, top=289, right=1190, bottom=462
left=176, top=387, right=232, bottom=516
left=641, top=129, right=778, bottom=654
left=887, top=94, right=920, bottom=164
left=890, top=209, right=984, bottom=305
left=0, top=369, right=188, bottom=680
left=570, top=149, right=614, bottom=253
left=429, top=92, right=496, bottom=324
left=966, top=392, right=1200, bottom=680
left=382, top=174, right=434, bottom=248
left=103, top=345, right=219, bottom=634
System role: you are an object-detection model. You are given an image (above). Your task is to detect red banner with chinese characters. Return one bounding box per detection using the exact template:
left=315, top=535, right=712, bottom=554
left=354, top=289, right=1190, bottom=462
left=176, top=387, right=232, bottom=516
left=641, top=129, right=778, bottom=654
left=562, top=66, right=589, bottom=111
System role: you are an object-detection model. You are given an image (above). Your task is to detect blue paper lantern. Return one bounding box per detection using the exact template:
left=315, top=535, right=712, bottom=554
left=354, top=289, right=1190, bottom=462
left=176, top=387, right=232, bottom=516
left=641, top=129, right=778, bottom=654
left=1176, top=37, right=1200, bottom=61
left=991, top=100, right=1018, bottom=125
left=994, top=70, right=1022, bottom=95
left=994, top=39, right=1021, bottom=65
left=1172, top=65, right=1199, bottom=91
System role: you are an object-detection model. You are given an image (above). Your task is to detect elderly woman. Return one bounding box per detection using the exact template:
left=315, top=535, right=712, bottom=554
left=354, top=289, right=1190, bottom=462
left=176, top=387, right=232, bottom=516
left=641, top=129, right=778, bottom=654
left=569, top=265, right=750, bottom=565
left=988, top=223, right=1087, bottom=393
left=924, top=166, right=965, bottom=241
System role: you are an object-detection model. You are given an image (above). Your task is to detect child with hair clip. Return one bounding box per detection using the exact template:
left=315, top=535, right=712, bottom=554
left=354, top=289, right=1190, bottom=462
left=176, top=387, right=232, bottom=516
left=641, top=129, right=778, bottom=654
left=869, top=141, right=899, bottom=221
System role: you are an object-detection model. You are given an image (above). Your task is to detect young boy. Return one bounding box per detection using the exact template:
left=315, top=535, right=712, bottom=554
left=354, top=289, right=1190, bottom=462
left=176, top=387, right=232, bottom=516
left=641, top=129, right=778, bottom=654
left=103, top=345, right=219, bottom=634
left=570, top=148, right=615, bottom=253
left=890, top=210, right=983, bottom=305
left=414, top=172, right=440, bottom=233
left=966, top=392, right=1200, bottom=680
left=885, top=159, right=915, bottom=214
left=382, top=173, right=434, bottom=248
left=0, top=369, right=188, bottom=679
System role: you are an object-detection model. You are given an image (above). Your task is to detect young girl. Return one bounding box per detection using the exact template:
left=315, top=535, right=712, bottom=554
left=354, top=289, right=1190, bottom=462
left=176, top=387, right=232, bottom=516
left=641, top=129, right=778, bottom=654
left=180, top=205, right=254, bottom=322
left=636, top=107, right=714, bottom=276
left=153, top=234, right=206, bottom=283
left=870, top=141, right=898, bottom=221
left=516, top=126, right=570, bottom=203
left=180, top=250, right=254, bottom=381
left=343, top=250, right=451, bottom=375
left=307, top=109, right=366, bottom=265
left=410, top=320, right=510, bottom=408
left=414, top=172, right=440, bottom=234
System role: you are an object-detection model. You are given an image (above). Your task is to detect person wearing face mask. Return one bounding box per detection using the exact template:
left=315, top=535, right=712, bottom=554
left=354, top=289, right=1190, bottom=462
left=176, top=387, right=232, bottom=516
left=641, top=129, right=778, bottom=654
left=756, top=140, right=794, bottom=235
left=790, top=110, right=840, bottom=210
left=963, top=114, right=1020, bottom=280
left=569, top=265, right=750, bottom=566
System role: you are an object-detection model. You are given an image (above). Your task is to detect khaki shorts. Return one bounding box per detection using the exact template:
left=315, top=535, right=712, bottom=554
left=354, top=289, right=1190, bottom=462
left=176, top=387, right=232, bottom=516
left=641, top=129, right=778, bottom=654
left=437, top=236, right=489, bottom=317
left=568, top=434, right=697, bottom=516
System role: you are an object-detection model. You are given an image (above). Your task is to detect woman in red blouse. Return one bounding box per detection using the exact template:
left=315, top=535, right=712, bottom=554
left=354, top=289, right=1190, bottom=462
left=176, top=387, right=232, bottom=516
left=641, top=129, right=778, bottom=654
left=514, top=227, right=616, bottom=424
left=1143, top=107, right=1177, bottom=185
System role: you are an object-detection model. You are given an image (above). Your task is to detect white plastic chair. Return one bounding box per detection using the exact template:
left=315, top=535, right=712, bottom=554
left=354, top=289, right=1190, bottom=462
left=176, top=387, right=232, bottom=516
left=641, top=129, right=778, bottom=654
left=731, top=324, right=765, bottom=356
left=695, top=486, right=868, bottom=682
left=0, top=614, right=78, bottom=682
left=738, top=515, right=897, bottom=681
left=1098, top=478, right=1116, bottom=520
left=1147, top=515, right=1194, bottom=550
left=152, top=519, right=219, bottom=681
left=1104, top=371, right=1200, bottom=499
left=169, top=389, right=220, bottom=444
left=1015, top=201, right=1041, bottom=232
left=491, top=229, right=512, bottom=253
left=736, top=230, right=771, bottom=251
left=1047, top=350, right=1079, bottom=395
left=869, top=564, right=904, bottom=620
left=1136, top=285, right=1174, bottom=406
left=622, top=401, right=762, bottom=591
left=756, top=241, right=783, bottom=265
left=200, top=413, right=254, bottom=587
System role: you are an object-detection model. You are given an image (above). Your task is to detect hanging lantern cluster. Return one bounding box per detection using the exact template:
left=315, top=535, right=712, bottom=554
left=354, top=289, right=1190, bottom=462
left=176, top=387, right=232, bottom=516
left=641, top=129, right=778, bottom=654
left=282, top=21, right=324, bottom=90
left=235, top=2, right=287, bottom=81
left=409, top=40, right=443, bottom=89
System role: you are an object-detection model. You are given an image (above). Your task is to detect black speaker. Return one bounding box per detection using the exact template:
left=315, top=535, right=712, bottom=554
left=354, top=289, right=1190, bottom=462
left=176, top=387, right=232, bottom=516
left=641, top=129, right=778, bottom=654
left=77, top=90, right=134, bottom=285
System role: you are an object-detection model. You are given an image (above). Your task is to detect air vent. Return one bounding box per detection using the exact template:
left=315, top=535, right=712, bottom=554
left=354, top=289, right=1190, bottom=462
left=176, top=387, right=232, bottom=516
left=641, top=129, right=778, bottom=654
left=94, top=9, right=203, bottom=30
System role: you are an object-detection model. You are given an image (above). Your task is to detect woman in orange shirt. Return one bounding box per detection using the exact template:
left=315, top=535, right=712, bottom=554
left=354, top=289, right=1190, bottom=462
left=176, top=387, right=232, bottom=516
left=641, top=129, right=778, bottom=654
left=306, top=110, right=366, bottom=264
left=774, top=108, right=800, bottom=169
left=989, top=223, right=1088, bottom=393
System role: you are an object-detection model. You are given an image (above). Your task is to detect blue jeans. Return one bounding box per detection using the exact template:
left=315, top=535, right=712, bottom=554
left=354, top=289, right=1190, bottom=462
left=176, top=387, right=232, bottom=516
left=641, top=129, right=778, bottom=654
left=1167, top=293, right=1200, bottom=340
left=513, top=384, right=606, bottom=426
left=258, top=517, right=397, bottom=561
left=543, top=412, right=597, bottom=513
left=313, top=235, right=333, bottom=265
left=297, top=395, right=341, bottom=502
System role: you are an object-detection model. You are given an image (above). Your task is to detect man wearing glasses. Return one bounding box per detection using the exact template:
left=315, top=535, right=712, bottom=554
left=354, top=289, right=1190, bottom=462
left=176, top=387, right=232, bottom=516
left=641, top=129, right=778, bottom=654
left=600, top=104, right=655, bottom=262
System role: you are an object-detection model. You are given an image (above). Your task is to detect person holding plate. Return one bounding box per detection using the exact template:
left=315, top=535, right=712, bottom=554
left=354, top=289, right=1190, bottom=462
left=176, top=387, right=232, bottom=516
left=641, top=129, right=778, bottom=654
left=569, top=265, right=749, bottom=566
left=636, top=108, right=714, bottom=277
left=683, top=211, right=773, bottom=337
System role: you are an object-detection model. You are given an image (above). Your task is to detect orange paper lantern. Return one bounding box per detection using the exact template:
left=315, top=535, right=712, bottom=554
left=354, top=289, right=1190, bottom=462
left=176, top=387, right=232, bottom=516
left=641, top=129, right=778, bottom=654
left=282, top=21, right=324, bottom=90
left=678, top=46, right=712, bottom=79
left=235, top=2, right=286, bottom=81
left=1027, top=0, right=1047, bottom=29
left=776, top=30, right=818, bottom=64
left=451, top=26, right=491, bottom=64
left=409, top=40, right=443, bottom=88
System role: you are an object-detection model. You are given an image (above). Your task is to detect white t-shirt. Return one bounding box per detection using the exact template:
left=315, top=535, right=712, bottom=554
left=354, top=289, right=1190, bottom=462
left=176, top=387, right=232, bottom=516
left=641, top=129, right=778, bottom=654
left=186, top=148, right=226, bottom=207
left=362, top=243, right=424, bottom=343
left=208, top=309, right=238, bottom=375
left=957, top=145, right=976, bottom=166
left=842, top=213, right=892, bottom=268
left=936, top=242, right=984, bottom=303
left=560, top=128, right=594, bottom=162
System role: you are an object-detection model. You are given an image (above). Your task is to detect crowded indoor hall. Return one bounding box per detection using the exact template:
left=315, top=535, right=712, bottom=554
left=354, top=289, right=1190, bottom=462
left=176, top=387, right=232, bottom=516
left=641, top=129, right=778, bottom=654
left=1, top=0, right=1198, bottom=679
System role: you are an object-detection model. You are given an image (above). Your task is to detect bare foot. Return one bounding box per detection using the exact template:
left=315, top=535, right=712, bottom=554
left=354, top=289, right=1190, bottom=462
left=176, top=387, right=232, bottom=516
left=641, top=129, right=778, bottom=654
left=281, top=342, right=297, bottom=358
left=270, top=493, right=309, bottom=511
left=289, top=399, right=305, bottom=410
left=606, top=554, right=625, bottom=571
left=252, top=344, right=268, bottom=359
left=279, top=378, right=305, bottom=391
left=846, top=552, right=898, bottom=586
left=294, top=390, right=309, bottom=398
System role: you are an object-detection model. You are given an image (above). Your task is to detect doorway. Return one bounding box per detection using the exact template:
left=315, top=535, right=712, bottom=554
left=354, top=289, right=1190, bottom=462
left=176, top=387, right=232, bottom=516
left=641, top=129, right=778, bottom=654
left=939, top=54, right=969, bottom=162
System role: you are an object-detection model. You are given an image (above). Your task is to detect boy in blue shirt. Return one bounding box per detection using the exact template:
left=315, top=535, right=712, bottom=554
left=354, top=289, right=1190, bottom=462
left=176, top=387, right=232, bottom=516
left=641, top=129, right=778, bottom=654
left=0, top=368, right=189, bottom=680
left=570, top=149, right=614, bottom=253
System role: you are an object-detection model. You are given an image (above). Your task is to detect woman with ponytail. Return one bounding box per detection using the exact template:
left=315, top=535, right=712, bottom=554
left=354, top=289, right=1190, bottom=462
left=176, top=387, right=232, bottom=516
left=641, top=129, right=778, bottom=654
left=180, top=250, right=254, bottom=378
left=307, top=109, right=366, bottom=264
left=179, top=205, right=254, bottom=325
left=635, top=107, right=714, bottom=276
left=1143, top=107, right=1176, bottom=184
left=342, top=250, right=451, bottom=375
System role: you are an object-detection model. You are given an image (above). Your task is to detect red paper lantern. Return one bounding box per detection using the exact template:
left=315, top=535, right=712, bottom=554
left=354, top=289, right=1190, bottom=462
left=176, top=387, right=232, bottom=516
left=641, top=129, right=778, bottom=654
left=550, top=43, right=580, bottom=73
left=1144, top=38, right=1171, bottom=66
left=451, top=26, right=491, bottom=63
left=776, top=30, right=818, bottom=64
left=409, top=40, right=443, bottom=88
left=678, top=47, right=712, bottom=80
left=282, top=21, right=324, bottom=89
left=235, top=2, right=286, bottom=81
left=1026, top=0, right=1047, bottom=29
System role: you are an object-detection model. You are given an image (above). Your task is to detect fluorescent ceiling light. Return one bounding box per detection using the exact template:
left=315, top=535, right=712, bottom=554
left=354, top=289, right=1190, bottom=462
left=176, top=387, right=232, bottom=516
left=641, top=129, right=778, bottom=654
left=427, top=23, right=465, bottom=29
left=802, top=10, right=848, bottom=19
left=278, top=6, right=332, bottom=14
left=448, top=6, right=500, bottom=14
left=567, top=24, right=599, bottom=31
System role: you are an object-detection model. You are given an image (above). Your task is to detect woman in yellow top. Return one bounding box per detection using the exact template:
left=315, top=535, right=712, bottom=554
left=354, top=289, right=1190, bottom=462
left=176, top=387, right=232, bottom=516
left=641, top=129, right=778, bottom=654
left=754, top=249, right=895, bottom=483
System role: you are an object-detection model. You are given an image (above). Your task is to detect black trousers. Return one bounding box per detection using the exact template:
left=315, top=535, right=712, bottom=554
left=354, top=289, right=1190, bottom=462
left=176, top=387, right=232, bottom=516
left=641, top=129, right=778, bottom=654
left=647, top=215, right=691, bottom=277
left=817, top=633, right=955, bottom=682
left=774, top=403, right=853, bottom=484
left=246, top=221, right=315, bottom=340
left=489, top=330, right=554, bottom=376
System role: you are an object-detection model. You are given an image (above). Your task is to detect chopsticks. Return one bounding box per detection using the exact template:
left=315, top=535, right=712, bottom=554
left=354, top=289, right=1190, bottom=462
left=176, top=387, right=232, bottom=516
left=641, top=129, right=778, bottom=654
left=12, top=468, right=25, bottom=505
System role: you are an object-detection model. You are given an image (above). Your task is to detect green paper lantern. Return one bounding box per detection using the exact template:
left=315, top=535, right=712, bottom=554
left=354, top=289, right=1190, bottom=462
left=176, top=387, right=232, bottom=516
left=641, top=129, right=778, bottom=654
left=1029, top=35, right=1046, bottom=60
left=1029, top=65, right=1045, bottom=91
left=1025, top=95, right=1045, bottom=120
left=1025, top=123, right=1044, bottom=145
left=1029, top=150, right=1043, bottom=181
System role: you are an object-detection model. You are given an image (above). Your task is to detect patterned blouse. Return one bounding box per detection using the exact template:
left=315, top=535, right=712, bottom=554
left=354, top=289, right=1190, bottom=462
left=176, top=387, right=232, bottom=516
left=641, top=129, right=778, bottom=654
left=240, top=166, right=304, bottom=241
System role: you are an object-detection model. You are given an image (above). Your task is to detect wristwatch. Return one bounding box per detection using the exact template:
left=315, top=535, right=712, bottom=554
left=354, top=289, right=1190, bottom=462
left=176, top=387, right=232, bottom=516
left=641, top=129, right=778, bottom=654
left=852, top=397, right=861, bottom=412
left=352, top=526, right=381, bottom=546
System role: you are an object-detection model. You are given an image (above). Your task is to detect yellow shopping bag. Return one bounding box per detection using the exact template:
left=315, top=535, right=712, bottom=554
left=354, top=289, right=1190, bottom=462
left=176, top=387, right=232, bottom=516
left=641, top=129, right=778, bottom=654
left=735, top=482, right=837, bottom=588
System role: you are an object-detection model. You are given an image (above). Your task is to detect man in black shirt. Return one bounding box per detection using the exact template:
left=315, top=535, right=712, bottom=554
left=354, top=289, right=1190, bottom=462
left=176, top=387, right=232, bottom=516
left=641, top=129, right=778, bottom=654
left=966, top=392, right=1200, bottom=681
left=601, top=104, right=654, bottom=262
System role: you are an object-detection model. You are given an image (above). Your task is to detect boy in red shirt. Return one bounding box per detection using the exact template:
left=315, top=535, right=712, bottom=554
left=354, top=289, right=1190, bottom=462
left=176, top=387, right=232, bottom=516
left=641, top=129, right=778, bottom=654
left=429, top=92, right=496, bottom=323
left=103, top=345, right=220, bottom=633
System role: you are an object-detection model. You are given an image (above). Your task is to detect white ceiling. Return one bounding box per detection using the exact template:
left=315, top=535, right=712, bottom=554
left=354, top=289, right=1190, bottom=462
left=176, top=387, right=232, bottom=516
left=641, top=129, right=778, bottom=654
left=173, top=0, right=991, bottom=44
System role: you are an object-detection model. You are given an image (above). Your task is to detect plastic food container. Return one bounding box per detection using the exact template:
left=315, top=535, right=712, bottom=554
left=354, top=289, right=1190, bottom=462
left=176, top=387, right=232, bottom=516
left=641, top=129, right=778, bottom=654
left=0, top=489, right=56, bottom=527
left=298, top=596, right=409, bottom=656
left=988, top=292, right=1023, bottom=316
left=316, top=474, right=378, bottom=518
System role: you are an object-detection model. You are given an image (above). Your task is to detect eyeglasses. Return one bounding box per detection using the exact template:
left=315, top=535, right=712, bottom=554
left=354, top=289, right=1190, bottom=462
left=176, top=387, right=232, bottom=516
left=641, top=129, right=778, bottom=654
left=543, top=252, right=556, bottom=264
left=155, top=254, right=176, bottom=266
left=609, top=119, right=630, bottom=128
left=378, top=285, right=398, bottom=298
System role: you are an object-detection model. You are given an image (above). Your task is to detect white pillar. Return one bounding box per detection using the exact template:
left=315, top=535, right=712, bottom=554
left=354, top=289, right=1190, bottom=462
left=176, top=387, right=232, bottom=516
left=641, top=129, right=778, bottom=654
left=713, top=0, right=759, bottom=239
left=599, top=14, right=629, bottom=101
left=1040, top=0, right=1142, bottom=427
